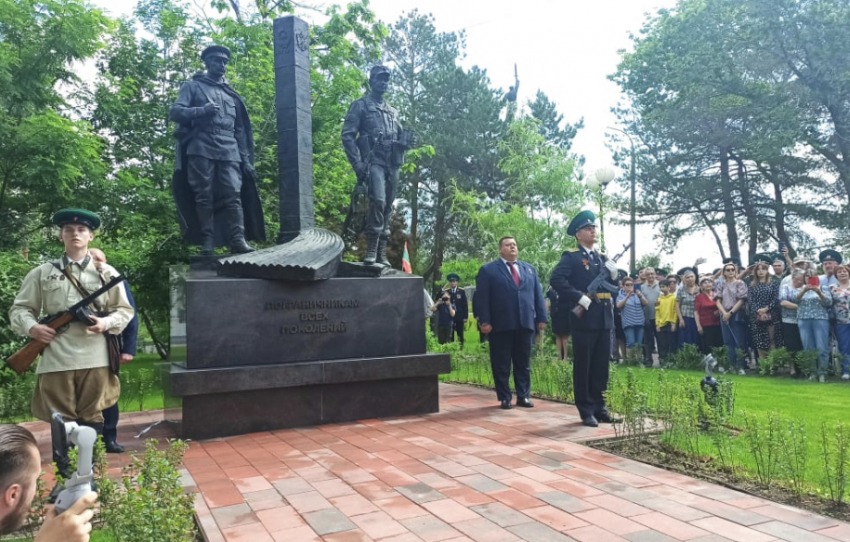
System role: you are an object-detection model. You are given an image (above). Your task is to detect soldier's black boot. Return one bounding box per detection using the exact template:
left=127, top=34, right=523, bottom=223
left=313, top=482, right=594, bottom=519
left=364, top=235, right=379, bottom=265
left=376, top=236, right=390, bottom=267
left=197, top=205, right=215, bottom=256
left=228, top=208, right=255, bottom=254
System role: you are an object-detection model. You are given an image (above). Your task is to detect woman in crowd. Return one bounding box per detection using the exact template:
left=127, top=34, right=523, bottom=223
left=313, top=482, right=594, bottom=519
left=694, top=276, right=722, bottom=353
left=779, top=269, right=805, bottom=376
left=790, top=270, right=832, bottom=382
left=676, top=268, right=700, bottom=348
left=546, top=285, right=571, bottom=361
left=616, top=277, right=647, bottom=361
left=715, top=263, right=749, bottom=374
left=748, top=262, right=779, bottom=359
left=830, top=265, right=850, bottom=380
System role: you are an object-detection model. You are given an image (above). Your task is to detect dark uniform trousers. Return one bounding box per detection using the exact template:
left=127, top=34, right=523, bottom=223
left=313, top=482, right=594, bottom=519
left=366, top=164, right=399, bottom=239
left=489, top=329, right=534, bottom=401
left=103, top=403, right=119, bottom=442
left=572, top=314, right=611, bottom=419
left=452, top=320, right=465, bottom=346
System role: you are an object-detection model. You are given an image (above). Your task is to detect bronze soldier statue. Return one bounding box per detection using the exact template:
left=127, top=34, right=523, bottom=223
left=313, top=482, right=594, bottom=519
left=170, top=45, right=265, bottom=256
left=341, top=65, right=415, bottom=266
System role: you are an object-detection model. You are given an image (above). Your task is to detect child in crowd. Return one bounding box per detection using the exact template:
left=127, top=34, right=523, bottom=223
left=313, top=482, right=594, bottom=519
left=655, top=280, right=678, bottom=362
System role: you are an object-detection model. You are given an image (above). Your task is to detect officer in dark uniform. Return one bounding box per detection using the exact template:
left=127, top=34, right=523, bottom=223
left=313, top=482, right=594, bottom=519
left=342, top=66, right=415, bottom=266
left=446, top=274, right=469, bottom=347
left=170, top=45, right=264, bottom=255
left=550, top=210, right=620, bottom=427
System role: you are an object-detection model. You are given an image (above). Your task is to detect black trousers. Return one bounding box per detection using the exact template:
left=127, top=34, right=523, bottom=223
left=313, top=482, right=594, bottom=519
left=657, top=324, right=675, bottom=361
left=488, top=329, right=534, bottom=402
left=437, top=326, right=452, bottom=344
left=643, top=319, right=657, bottom=365
left=572, top=328, right=611, bottom=419
left=102, top=403, right=119, bottom=442
left=452, top=320, right=465, bottom=345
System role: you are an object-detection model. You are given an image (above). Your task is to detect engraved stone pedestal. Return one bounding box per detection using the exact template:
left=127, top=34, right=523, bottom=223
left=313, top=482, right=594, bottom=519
left=163, top=268, right=449, bottom=440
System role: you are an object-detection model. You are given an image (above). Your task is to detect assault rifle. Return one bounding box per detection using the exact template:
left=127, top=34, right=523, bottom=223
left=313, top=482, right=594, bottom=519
left=6, top=275, right=126, bottom=375
left=572, top=242, right=633, bottom=319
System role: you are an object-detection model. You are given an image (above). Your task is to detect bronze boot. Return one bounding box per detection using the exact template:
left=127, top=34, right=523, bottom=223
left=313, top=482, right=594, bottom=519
left=364, top=235, right=379, bottom=265
left=228, top=207, right=255, bottom=254
left=376, top=236, right=390, bottom=267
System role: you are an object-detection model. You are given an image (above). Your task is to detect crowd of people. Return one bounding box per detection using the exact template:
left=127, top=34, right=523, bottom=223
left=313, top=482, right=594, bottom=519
left=593, top=249, right=848, bottom=382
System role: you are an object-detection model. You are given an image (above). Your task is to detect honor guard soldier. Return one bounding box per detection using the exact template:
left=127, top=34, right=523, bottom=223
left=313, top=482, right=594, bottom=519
left=550, top=211, right=620, bottom=427
left=445, top=274, right=469, bottom=347
left=9, top=209, right=134, bottom=494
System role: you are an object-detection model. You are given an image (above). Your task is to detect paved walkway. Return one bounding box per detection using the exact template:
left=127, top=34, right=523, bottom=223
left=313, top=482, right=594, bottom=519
left=24, top=384, right=850, bottom=542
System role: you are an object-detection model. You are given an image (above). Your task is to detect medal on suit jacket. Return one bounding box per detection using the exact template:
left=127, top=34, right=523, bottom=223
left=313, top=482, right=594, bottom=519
left=582, top=258, right=589, bottom=271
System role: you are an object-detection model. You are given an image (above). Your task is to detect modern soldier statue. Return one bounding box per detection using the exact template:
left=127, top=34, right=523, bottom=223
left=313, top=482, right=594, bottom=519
left=170, top=45, right=265, bottom=256
left=341, top=65, right=416, bottom=266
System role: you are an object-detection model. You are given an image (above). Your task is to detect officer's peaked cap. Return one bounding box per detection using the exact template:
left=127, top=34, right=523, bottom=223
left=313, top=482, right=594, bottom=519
left=567, top=210, right=596, bottom=237
left=52, top=208, right=101, bottom=231
left=201, top=45, right=231, bottom=61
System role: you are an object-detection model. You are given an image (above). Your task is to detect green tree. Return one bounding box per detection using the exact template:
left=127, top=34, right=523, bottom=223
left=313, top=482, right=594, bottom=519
left=0, top=0, right=111, bottom=249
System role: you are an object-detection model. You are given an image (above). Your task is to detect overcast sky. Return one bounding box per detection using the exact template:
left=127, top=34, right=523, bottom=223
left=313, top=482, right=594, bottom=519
left=92, top=0, right=737, bottom=270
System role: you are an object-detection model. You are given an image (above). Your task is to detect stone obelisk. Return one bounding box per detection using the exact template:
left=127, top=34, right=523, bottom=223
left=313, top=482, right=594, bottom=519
left=218, top=15, right=343, bottom=281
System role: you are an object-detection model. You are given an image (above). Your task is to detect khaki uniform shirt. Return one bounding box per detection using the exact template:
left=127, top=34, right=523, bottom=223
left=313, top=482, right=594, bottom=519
left=9, top=256, right=134, bottom=374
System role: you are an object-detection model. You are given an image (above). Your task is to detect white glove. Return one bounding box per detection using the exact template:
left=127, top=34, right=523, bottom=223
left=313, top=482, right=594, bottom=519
left=578, top=295, right=591, bottom=310
left=604, top=259, right=618, bottom=279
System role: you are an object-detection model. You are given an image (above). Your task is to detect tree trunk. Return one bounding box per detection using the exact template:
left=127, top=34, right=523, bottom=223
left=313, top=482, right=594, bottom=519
left=699, top=210, right=727, bottom=259
left=409, top=168, right=420, bottom=268
left=719, top=147, right=740, bottom=260
left=140, top=309, right=169, bottom=360
left=730, top=153, right=757, bottom=263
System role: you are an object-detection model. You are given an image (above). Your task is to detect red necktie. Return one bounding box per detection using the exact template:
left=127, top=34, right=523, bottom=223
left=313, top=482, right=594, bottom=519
left=508, top=261, right=520, bottom=286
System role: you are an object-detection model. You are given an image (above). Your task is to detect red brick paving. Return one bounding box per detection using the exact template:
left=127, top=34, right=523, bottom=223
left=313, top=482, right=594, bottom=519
left=24, top=384, right=850, bottom=542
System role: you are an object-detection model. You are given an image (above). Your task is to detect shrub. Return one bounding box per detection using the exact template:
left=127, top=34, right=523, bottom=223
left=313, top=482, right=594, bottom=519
left=759, top=348, right=793, bottom=376
left=666, top=344, right=703, bottom=370
left=0, top=366, right=37, bottom=423
left=796, top=350, right=819, bottom=378
left=98, top=439, right=196, bottom=542
left=743, top=412, right=781, bottom=487
left=820, top=422, right=850, bottom=504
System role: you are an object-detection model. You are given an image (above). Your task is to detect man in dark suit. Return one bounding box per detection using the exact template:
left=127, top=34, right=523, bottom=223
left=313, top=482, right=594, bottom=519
left=550, top=211, right=620, bottom=427
left=446, top=274, right=469, bottom=347
left=476, top=237, right=548, bottom=409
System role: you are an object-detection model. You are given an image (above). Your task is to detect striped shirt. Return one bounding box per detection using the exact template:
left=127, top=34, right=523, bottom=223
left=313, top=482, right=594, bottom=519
left=617, top=290, right=645, bottom=327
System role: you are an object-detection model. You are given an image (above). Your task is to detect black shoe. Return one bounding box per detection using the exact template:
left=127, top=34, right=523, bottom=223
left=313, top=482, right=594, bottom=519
left=517, top=398, right=534, bottom=408
left=595, top=411, right=621, bottom=424
left=500, top=400, right=513, bottom=410
left=581, top=415, right=599, bottom=427
left=105, top=440, right=125, bottom=454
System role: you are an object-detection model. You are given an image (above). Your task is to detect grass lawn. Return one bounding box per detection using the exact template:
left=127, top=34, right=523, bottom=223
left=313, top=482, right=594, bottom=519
left=118, top=352, right=166, bottom=413
left=440, top=346, right=850, bottom=500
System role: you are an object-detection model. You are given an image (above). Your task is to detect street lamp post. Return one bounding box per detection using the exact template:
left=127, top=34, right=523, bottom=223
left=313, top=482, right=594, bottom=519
left=587, top=167, right=615, bottom=252
left=607, top=126, right=636, bottom=275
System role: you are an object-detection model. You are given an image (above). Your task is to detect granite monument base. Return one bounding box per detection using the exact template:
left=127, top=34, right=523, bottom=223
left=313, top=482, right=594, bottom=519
left=165, top=269, right=450, bottom=440
left=164, top=353, right=449, bottom=440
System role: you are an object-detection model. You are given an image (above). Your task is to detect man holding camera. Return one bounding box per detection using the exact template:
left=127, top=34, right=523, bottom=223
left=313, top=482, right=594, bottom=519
left=431, top=292, right=456, bottom=344
left=0, top=424, right=96, bottom=541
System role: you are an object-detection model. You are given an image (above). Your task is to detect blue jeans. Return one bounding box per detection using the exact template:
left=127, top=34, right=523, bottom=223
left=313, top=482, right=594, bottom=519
left=834, top=323, right=850, bottom=375
left=720, top=314, right=747, bottom=369
left=798, top=318, right=830, bottom=376
left=624, top=325, right=644, bottom=349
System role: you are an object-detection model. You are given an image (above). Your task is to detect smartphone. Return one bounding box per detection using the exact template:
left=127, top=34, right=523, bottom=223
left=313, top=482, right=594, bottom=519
left=634, top=283, right=642, bottom=292
left=778, top=241, right=786, bottom=253
left=807, top=276, right=820, bottom=287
